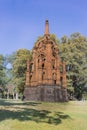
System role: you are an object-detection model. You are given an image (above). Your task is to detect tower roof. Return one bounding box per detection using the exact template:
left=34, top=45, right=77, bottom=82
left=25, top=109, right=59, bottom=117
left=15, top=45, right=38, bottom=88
left=44, top=20, right=49, bottom=35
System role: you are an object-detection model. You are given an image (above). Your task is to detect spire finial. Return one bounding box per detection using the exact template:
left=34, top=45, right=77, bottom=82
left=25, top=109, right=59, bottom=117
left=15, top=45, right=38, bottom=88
left=44, top=20, right=49, bottom=35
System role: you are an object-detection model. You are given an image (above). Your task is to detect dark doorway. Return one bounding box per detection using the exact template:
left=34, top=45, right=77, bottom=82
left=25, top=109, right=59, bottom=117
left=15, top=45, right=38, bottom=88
left=42, top=63, right=44, bottom=69
left=54, top=80, right=56, bottom=85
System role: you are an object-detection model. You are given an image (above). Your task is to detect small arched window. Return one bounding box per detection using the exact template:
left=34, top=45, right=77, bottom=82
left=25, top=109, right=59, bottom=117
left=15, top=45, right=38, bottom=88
left=60, top=77, right=63, bottom=85
left=42, top=71, right=45, bottom=80
left=52, top=59, right=55, bottom=69
left=30, top=63, right=33, bottom=72
left=30, top=75, right=32, bottom=81
left=42, top=63, right=44, bottom=69
left=53, top=73, right=57, bottom=80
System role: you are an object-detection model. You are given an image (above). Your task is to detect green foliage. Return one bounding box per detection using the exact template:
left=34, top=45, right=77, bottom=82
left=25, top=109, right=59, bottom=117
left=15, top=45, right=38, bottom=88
left=0, top=54, right=7, bottom=87
left=50, top=34, right=59, bottom=44
left=61, top=35, right=68, bottom=43
left=59, top=33, right=87, bottom=99
left=11, top=49, right=31, bottom=94
left=34, top=36, right=43, bottom=45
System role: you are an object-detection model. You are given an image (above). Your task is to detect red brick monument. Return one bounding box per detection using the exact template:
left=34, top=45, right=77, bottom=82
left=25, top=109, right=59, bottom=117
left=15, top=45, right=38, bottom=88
left=24, top=20, right=68, bottom=102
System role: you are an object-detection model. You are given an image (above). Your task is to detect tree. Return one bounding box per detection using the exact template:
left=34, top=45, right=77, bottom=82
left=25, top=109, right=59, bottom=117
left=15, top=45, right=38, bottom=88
left=59, top=33, right=87, bottom=100
left=0, top=54, right=7, bottom=86
left=11, top=49, right=31, bottom=98
left=50, top=34, right=59, bottom=44
left=0, top=54, right=8, bottom=98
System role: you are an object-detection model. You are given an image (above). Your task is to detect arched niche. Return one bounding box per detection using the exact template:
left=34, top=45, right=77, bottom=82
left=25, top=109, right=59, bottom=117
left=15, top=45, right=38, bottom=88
left=29, top=75, right=32, bottom=82
left=38, top=54, right=46, bottom=68
left=30, top=63, right=33, bottom=73
left=52, top=73, right=57, bottom=85
left=52, top=59, right=55, bottom=69
left=42, top=71, right=45, bottom=80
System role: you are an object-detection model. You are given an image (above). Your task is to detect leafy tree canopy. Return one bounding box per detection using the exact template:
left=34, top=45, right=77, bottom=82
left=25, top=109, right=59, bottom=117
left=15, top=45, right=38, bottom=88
left=59, top=33, right=87, bottom=99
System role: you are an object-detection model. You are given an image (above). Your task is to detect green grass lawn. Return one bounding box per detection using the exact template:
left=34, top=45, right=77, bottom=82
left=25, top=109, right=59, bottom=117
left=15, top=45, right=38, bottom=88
left=0, top=99, right=87, bottom=130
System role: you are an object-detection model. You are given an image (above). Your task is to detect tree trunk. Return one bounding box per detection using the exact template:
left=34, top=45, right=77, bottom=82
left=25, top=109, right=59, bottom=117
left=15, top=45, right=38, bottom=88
left=15, top=92, right=18, bottom=100
left=7, top=92, right=9, bottom=99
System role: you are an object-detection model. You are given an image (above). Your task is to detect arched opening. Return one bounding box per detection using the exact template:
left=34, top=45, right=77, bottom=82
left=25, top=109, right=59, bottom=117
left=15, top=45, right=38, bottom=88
left=42, top=71, right=45, bottom=80
left=52, top=59, right=55, bottom=69
left=52, top=65, right=55, bottom=69
left=60, top=77, right=63, bottom=85
left=53, top=73, right=57, bottom=85
left=30, top=63, right=33, bottom=73
left=54, top=80, right=56, bottom=85
left=42, top=63, right=44, bottom=69
left=38, top=54, right=46, bottom=68
left=30, top=75, right=32, bottom=81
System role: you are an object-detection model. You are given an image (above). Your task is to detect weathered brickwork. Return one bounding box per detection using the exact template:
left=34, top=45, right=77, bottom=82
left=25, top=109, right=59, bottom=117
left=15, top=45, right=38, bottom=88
left=24, top=20, right=68, bottom=102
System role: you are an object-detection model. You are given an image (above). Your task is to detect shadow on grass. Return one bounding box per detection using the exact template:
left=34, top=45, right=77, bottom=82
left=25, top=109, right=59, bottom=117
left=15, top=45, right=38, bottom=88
left=0, top=108, right=71, bottom=125
left=0, top=99, right=41, bottom=106
left=0, top=99, right=71, bottom=125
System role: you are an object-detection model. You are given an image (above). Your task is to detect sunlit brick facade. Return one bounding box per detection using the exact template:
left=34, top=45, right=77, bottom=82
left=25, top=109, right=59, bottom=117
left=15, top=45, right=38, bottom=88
left=24, top=20, right=68, bottom=102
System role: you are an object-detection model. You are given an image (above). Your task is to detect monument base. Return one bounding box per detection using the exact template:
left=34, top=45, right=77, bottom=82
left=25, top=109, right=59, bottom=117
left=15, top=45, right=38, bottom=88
left=24, top=85, right=68, bottom=102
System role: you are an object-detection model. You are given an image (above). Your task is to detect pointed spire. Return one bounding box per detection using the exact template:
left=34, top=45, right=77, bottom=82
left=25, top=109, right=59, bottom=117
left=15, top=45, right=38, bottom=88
left=44, top=20, right=49, bottom=35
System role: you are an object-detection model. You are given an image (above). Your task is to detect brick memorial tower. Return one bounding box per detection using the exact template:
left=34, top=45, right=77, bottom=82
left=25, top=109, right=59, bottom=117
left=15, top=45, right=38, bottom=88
left=24, top=20, right=68, bottom=102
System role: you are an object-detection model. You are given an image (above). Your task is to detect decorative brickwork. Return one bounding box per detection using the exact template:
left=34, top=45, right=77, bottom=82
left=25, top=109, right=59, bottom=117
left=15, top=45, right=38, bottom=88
left=24, top=20, right=68, bottom=102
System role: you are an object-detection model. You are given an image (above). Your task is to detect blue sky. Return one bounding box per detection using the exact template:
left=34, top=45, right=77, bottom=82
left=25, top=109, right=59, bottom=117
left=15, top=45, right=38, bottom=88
left=0, top=0, right=87, bottom=55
